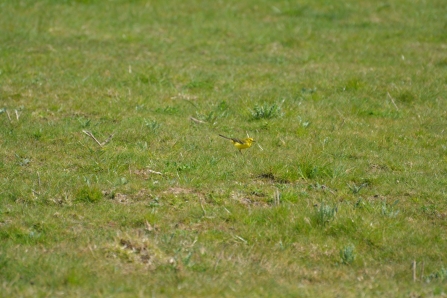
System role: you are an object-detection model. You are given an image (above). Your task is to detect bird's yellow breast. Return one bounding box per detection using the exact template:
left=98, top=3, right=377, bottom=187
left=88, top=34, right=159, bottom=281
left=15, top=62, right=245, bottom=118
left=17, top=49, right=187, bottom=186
left=232, top=138, right=254, bottom=149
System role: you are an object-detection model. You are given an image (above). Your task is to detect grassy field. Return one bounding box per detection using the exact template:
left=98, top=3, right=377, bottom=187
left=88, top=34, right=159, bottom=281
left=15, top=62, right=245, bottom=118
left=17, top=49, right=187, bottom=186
left=1, top=0, right=447, bottom=296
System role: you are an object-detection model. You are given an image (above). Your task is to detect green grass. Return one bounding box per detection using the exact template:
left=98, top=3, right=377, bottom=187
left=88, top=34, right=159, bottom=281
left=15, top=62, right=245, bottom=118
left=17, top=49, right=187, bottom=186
left=1, top=0, right=447, bottom=296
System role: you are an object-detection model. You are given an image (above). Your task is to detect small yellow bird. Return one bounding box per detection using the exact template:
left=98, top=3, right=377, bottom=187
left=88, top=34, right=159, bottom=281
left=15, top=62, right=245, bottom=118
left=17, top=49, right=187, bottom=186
left=219, top=134, right=255, bottom=154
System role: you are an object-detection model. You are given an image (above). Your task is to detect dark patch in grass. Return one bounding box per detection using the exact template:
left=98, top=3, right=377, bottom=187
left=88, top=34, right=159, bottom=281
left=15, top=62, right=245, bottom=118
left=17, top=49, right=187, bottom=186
left=359, top=109, right=401, bottom=119
left=136, top=70, right=173, bottom=87
left=435, top=58, right=447, bottom=67
left=301, top=87, right=317, bottom=94
left=234, top=194, right=269, bottom=208
left=32, top=129, right=43, bottom=140
left=250, top=190, right=266, bottom=197
left=5, top=190, right=23, bottom=202
left=396, top=90, right=417, bottom=104
left=298, top=162, right=334, bottom=180
left=255, top=172, right=290, bottom=184
left=368, top=163, right=389, bottom=173
left=257, top=172, right=275, bottom=180
left=63, top=267, right=91, bottom=286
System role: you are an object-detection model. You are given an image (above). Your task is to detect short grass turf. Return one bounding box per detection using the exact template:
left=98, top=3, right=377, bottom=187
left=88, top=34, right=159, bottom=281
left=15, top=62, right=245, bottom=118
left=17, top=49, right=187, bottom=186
left=1, top=0, right=447, bottom=297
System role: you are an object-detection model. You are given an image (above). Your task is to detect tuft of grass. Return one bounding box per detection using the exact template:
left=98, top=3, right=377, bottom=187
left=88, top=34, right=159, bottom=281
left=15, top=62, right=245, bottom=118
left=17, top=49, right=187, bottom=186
left=348, top=182, right=368, bottom=194
left=340, top=244, right=356, bottom=265
left=250, top=103, right=282, bottom=120
left=314, top=203, right=337, bottom=226
left=144, top=119, right=161, bottom=132
left=341, top=78, right=364, bottom=91
left=298, top=161, right=334, bottom=180
left=426, top=268, right=447, bottom=282
left=75, top=186, right=102, bottom=203
left=381, top=200, right=400, bottom=218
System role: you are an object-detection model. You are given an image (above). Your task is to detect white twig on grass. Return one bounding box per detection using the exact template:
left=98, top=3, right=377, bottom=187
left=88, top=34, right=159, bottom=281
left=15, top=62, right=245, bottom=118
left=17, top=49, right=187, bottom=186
left=15, top=109, right=20, bottom=121
left=190, top=117, right=206, bottom=124
left=82, top=130, right=115, bottom=147
left=102, top=133, right=115, bottom=146
left=387, top=92, right=399, bottom=111
left=274, top=189, right=280, bottom=206
left=82, top=130, right=102, bottom=146
left=146, top=168, right=163, bottom=175
left=234, top=235, right=247, bottom=243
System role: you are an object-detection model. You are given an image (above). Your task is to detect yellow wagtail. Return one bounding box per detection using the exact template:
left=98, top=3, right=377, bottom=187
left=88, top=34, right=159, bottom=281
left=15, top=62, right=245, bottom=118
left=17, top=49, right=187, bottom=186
left=219, top=134, right=255, bottom=154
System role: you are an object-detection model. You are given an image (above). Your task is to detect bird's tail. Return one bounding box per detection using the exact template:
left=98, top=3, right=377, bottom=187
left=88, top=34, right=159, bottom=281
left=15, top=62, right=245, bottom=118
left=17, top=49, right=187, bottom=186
left=219, top=134, right=232, bottom=140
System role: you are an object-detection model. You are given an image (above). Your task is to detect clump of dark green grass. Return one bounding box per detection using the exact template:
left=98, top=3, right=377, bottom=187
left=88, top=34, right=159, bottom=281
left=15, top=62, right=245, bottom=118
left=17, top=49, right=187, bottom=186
left=75, top=186, right=102, bottom=203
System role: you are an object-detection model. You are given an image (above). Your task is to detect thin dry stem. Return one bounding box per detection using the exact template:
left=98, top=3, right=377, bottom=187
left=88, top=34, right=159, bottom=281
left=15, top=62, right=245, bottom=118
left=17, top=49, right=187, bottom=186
left=102, top=133, right=115, bottom=146
left=82, top=130, right=115, bottom=147
left=412, top=260, right=417, bottom=282
left=190, top=117, right=206, bottom=124
left=6, top=110, right=11, bottom=122
left=200, top=199, right=207, bottom=216
left=274, top=189, right=281, bottom=205
left=387, top=92, right=400, bottom=111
